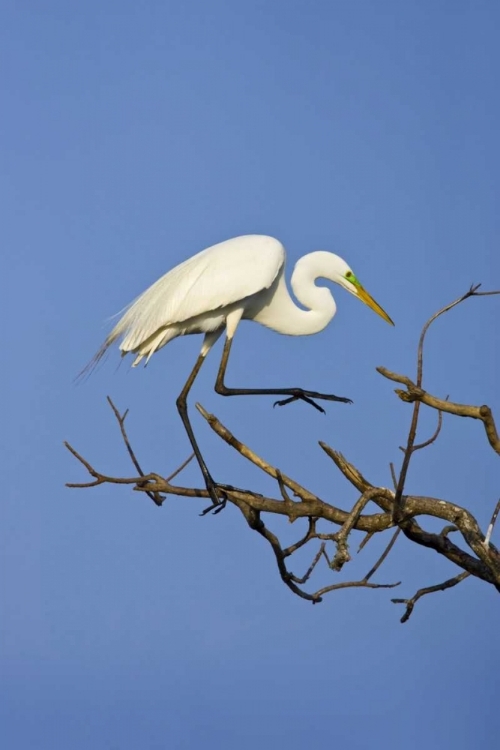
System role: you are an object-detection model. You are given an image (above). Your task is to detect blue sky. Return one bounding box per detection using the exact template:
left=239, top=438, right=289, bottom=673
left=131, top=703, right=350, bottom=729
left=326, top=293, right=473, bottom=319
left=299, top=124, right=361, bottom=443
left=2, top=1, right=499, bottom=748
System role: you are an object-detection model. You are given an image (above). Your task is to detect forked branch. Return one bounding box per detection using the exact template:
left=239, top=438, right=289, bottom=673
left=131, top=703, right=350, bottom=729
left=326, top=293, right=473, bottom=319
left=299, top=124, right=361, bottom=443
left=392, top=571, right=471, bottom=623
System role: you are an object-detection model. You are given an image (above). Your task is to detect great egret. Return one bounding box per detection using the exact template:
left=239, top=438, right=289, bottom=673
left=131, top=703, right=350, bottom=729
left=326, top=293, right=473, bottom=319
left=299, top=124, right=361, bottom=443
left=87, top=234, right=393, bottom=506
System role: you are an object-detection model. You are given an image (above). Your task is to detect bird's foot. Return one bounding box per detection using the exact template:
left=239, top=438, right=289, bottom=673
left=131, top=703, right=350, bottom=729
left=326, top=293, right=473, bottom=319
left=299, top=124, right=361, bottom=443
left=200, top=480, right=263, bottom=515
left=200, top=478, right=228, bottom=515
left=200, top=495, right=227, bottom=516
left=273, top=389, right=353, bottom=414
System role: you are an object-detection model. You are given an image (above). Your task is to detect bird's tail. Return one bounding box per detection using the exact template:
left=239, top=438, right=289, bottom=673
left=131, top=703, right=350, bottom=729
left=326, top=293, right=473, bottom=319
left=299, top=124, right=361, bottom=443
left=124, top=326, right=177, bottom=367
left=75, top=327, right=123, bottom=383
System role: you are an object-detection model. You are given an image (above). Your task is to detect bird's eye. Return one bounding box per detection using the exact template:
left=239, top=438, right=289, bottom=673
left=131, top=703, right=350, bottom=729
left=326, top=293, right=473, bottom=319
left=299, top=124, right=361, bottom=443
left=345, top=271, right=353, bottom=279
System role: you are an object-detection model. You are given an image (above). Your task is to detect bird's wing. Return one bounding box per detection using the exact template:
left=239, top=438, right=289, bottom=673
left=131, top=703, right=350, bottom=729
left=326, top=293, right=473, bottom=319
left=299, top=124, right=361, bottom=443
left=92, top=235, right=285, bottom=363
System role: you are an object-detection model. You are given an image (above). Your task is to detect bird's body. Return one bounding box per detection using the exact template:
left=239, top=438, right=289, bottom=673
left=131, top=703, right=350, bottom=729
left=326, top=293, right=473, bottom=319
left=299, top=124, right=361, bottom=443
left=105, top=235, right=286, bottom=365
left=92, top=234, right=391, bottom=369
left=88, top=234, right=393, bottom=509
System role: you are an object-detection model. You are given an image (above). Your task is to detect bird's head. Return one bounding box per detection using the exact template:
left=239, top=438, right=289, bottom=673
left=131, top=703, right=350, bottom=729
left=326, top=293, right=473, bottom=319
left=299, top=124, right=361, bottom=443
left=336, top=260, right=394, bottom=326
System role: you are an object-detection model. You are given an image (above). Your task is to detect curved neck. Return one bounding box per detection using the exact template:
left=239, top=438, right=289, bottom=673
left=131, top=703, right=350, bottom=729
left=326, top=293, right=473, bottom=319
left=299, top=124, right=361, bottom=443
left=252, top=252, right=337, bottom=336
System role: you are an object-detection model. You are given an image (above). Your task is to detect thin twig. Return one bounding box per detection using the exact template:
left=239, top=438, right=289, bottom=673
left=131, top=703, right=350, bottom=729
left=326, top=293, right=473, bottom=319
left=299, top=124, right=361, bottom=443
left=312, top=578, right=400, bottom=600
left=392, top=571, right=470, bottom=623
left=289, top=543, right=326, bottom=584
left=412, top=401, right=445, bottom=451
left=237, top=503, right=321, bottom=602
left=358, top=531, right=376, bottom=552
left=64, top=441, right=160, bottom=490
left=389, top=462, right=398, bottom=490
left=283, top=518, right=318, bottom=557
left=364, top=528, right=401, bottom=582
left=386, top=284, right=499, bottom=521
left=106, top=396, right=163, bottom=504
left=416, top=285, right=484, bottom=388
left=377, top=369, right=500, bottom=456
left=107, top=397, right=193, bottom=500
left=166, top=453, right=195, bottom=483
left=107, top=397, right=142, bottom=473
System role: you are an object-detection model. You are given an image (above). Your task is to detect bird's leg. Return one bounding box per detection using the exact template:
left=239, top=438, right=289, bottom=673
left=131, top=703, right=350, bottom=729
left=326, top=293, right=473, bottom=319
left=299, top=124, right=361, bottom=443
left=176, top=353, right=226, bottom=508
left=215, top=337, right=352, bottom=413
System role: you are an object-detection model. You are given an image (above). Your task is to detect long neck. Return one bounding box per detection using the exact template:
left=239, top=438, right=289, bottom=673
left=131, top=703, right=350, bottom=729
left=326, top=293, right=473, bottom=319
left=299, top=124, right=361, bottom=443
left=252, top=252, right=337, bottom=336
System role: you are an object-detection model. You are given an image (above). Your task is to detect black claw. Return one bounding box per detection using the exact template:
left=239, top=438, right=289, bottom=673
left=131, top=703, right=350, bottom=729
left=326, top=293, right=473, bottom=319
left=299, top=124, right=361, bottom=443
left=273, top=395, right=297, bottom=408
left=302, top=396, right=326, bottom=413
left=199, top=470, right=244, bottom=516
left=200, top=495, right=225, bottom=516
left=211, top=500, right=227, bottom=515
left=199, top=477, right=228, bottom=516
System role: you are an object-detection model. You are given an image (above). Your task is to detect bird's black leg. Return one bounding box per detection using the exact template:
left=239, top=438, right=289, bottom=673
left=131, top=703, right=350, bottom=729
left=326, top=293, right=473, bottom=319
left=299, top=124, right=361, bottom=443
left=176, top=353, right=227, bottom=510
left=214, top=337, right=352, bottom=413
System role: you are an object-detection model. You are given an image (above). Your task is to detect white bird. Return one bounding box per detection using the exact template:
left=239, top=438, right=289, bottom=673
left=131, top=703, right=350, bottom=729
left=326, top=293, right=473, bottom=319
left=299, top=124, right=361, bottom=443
left=87, top=234, right=393, bottom=507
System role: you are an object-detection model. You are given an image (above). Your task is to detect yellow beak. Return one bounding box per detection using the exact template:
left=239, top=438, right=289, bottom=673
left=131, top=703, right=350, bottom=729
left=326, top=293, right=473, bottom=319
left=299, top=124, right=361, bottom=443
left=356, top=285, right=394, bottom=326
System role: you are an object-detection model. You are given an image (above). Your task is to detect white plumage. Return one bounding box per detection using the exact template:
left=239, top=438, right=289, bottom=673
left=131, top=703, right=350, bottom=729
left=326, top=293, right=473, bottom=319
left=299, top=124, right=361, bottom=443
left=92, top=235, right=285, bottom=367
left=89, top=234, right=392, bottom=370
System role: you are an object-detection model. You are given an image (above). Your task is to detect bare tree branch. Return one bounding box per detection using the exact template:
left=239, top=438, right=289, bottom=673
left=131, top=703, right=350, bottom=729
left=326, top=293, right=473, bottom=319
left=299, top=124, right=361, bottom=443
left=106, top=396, right=166, bottom=505
left=395, top=287, right=479, bottom=519
left=412, top=401, right=445, bottom=452
left=364, top=528, right=401, bottom=582
left=392, top=572, right=470, bottom=623
left=311, top=577, right=400, bottom=601
left=197, top=404, right=393, bottom=531
left=329, top=487, right=395, bottom=572
left=288, top=543, right=325, bottom=585
left=377, top=369, right=500, bottom=456
left=166, top=453, right=195, bottom=483
left=66, top=286, right=500, bottom=621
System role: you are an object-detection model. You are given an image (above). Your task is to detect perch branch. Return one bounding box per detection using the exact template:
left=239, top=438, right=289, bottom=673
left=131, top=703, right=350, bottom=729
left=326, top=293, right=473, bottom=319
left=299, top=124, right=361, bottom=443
left=197, top=404, right=393, bottom=532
